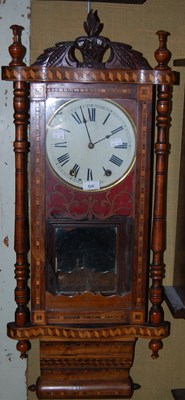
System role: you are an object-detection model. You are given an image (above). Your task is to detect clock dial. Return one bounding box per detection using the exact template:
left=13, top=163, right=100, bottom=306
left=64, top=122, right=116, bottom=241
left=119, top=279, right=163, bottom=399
left=46, top=98, right=136, bottom=191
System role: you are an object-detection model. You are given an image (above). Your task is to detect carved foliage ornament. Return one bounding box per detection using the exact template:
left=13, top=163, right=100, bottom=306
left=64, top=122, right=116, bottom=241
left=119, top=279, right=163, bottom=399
left=33, top=10, right=151, bottom=69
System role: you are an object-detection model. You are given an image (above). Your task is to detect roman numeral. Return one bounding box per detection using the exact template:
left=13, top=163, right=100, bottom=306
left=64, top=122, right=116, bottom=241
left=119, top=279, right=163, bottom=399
left=109, top=154, right=123, bottom=167
left=114, top=143, right=128, bottom=149
left=88, top=108, right=96, bottom=121
left=111, top=126, right=123, bottom=135
left=57, top=153, right=70, bottom=166
left=54, top=142, right=67, bottom=148
left=87, top=168, right=93, bottom=180
left=102, top=113, right=111, bottom=125
left=71, top=111, right=82, bottom=124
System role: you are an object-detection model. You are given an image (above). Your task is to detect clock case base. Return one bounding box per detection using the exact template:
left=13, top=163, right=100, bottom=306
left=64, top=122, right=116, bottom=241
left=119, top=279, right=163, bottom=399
left=8, top=322, right=170, bottom=398
left=37, top=338, right=136, bottom=399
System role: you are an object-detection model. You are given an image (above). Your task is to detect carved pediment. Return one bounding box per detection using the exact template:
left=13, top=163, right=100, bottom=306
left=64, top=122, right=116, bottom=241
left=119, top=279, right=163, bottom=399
left=33, top=10, right=151, bottom=69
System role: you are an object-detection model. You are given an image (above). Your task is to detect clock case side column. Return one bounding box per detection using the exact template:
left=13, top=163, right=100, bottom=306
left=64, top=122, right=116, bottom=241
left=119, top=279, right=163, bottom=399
left=13, top=80, right=31, bottom=358
left=149, top=82, right=172, bottom=355
left=149, top=31, right=173, bottom=356
left=9, top=25, right=31, bottom=358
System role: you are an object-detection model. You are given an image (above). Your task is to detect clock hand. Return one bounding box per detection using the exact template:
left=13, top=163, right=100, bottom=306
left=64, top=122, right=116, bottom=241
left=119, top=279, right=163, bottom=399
left=93, top=133, right=113, bottom=146
left=94, top=126, right=124, bottom=146
left=80, top=106, right=94, bottom=149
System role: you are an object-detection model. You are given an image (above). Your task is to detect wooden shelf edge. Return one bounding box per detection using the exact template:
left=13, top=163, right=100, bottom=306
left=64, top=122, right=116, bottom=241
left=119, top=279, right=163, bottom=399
left=172, top=389, right=185, bottom=400
left=165, top=286, right=185, bottom=319
left=174, top=59, right=185, bottom=67
left=7, top=321, right=170, bottom=341
left=1, top=66, right=179, bottom=85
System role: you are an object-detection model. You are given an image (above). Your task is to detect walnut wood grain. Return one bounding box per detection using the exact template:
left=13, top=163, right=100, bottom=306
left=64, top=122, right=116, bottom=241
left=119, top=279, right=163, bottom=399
left=1, top=10, right=179, bottom=399
left=149, top=83, right=171, bottom=324
left=2, top=66, right=179, bottom=84
left=7, top=322, right=170, bottom=341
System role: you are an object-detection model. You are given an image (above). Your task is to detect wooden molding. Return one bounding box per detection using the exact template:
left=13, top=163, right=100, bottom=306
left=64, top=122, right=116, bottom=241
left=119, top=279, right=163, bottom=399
left=37, top=0, right=147, bottom=3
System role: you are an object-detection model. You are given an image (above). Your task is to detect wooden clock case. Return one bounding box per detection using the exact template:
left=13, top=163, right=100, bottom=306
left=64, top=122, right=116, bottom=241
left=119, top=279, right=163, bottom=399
left=2, top=11, right=179, bottom=399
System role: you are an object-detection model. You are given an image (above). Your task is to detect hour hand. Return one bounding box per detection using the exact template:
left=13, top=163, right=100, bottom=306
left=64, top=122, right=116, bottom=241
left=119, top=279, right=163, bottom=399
left=94, top=126, right=124, bottom=146
left=93, top=134, right=110, bottom=146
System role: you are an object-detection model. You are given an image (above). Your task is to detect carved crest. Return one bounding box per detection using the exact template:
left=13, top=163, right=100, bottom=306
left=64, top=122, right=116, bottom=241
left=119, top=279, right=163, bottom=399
left=33, top=10, right=151, bottom=69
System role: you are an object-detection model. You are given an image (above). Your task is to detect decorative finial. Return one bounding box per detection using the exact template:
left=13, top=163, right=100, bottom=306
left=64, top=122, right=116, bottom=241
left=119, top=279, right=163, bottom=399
left=9, top=25, right=26, bottom=66
left=154, top=31, right=171, bottom=70
left=16, top=339, right=31, bottom=359
left=149, top=339, right=163, bottom=359
left=83, top=10, right=104, bottom=37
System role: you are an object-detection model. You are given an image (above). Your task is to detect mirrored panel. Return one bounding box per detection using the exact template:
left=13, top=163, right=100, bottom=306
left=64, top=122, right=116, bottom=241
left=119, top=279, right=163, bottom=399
left=46, top=218, right=133, bottom=296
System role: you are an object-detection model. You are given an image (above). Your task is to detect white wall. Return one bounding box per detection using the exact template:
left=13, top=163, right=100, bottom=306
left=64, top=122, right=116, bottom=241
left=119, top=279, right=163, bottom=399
left=0, top=1, right=30, bottom=399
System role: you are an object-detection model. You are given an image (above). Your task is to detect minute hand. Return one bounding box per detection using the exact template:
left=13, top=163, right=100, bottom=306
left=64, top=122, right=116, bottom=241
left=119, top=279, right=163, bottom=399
left=80, top=106, right=93, bottom=147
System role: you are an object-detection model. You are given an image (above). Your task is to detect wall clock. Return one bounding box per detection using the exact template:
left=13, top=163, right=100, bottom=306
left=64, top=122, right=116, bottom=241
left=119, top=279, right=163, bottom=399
left=2, top=11, right=179, bottom=399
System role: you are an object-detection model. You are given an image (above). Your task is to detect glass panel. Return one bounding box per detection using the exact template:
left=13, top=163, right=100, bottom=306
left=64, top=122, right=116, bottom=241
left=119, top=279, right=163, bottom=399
left=46, top=218, right=133, bottom=296
left=55, top=226, right=116, bottom=294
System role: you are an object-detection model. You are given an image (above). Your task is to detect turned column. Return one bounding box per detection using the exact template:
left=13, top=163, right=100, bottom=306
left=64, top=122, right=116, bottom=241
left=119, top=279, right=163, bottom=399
left=149, top=31, right=172, bottom=358
left=9, top=25, right=31, bottom=358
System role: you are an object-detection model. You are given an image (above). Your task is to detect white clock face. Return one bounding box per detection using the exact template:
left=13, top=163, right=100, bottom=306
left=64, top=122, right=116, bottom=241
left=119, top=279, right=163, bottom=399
left=46, top=98, right=136, bottom=191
